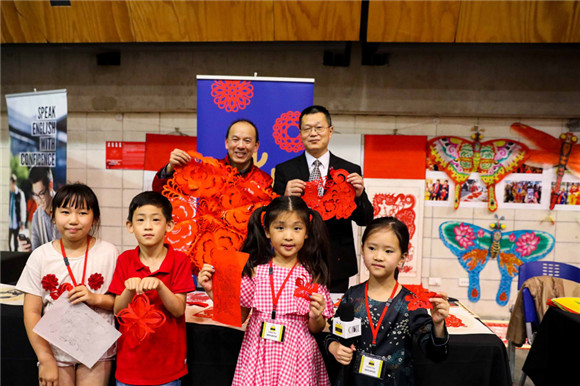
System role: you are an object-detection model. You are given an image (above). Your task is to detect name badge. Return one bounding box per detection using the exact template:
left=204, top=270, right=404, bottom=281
left=260, top=321, right=285, bottom=342
left=357, top=352, right=384, bottom=379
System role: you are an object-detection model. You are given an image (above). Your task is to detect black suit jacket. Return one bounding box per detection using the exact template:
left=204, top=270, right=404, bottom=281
left=273, top=152, right=374, bottom=283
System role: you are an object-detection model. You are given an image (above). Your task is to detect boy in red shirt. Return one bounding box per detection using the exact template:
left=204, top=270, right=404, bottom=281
left=109, top=191, right=195, bottom=386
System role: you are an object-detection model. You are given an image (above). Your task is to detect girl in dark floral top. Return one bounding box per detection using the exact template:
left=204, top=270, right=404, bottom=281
left=327, top=217, right=449, bottom=385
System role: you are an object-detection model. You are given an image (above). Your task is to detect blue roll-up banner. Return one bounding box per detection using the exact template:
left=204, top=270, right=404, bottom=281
left=196, top=75, right=314, bottom=178
left=6, top=89, right=67, bottom=251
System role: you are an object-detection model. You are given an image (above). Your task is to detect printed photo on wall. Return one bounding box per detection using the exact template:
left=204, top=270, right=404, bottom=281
left=362, top=178, right=425, bottom=284
left=496, top=169, right=553, bottom=210
left=457, top=173, right=488, bottom=208
left=425, top=171, right=453, bottom=207
left=550, top=172, right=580, bottom=211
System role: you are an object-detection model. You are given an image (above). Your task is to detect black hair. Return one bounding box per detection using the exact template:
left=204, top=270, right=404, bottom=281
left=299, top=105, right=332, bottom=129
left=28, top=167, right=53, bottom=189
left=225, top=119, right=259, bottom=143
left=52, top=183, right=101, bottom=234
left=241, top=196, right=330, bottom=285
left=361, top=217, right=410, bottom=280
left=127, top=191, right=173, bottom=222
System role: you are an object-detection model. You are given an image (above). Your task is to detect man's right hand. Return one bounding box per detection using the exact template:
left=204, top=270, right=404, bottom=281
left=166, top=149, right=192, bottom=174
left=284, top=179, right=306, bottom=196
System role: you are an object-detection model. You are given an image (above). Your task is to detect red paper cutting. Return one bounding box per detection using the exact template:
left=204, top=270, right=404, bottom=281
left=212, top=249, right=250, bottom=327
left=162, top=151, right=276, bottom=275
left=116, top=294, right=166, bottom=345
left=404, top=284, right=439, bottom=311
left=302, top=168, right=356, bottom=221
left=446, top=314, right=466, bottom=328
left=293, top=277, right=319, bottom=301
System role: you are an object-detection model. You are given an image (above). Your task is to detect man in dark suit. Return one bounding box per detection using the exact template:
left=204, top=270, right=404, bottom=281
left=273, top=105, right=373, bottom=292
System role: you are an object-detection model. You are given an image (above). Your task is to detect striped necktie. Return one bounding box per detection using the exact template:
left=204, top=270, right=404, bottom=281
left=309, top=160, right=324, bottom=196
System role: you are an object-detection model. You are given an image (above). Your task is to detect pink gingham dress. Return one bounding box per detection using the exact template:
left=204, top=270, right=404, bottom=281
left=232, top=263, right=334, bottom=386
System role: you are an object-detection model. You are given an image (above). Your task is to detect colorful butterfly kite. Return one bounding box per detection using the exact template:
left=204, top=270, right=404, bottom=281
left=510, top=122, right=580, bottom=210
left=439, top=216, right=554, bottom=306
left=427, top=127, right=529, bottom=211
left=162, top=152, right=277, bottom=274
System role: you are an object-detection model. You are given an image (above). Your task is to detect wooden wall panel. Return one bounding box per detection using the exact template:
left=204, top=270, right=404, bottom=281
left=367, top=1, right=460, bottom=43
left=456, top=1, right=580, bottom=43
left=273, top=1, right=361, bottom=41
left=126, top=1, right=274, bottom=42
left=1, top=1, right=50, bottom=43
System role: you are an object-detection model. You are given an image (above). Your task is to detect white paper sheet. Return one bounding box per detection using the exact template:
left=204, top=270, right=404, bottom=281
left=33, top=294, right=121, bottom=368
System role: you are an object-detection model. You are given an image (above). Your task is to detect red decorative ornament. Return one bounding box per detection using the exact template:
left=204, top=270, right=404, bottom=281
left=272, top=111, right=304, bottom=153
left=445, top=314, right=466, bottom=328
left=50, top=282, right=73, bottom=300
left=302, top=168, right=356, bottom=221
left=88, top=273, right=105, bottom=291
left=404, top=284, right=439, bottom=311
left=162, top=152, right=277, bottom=275
left=293, top=277, right=319, bottom=301
left=210, top=80, right=253, bottom=112
left=116, top=294, right=166, bottom=344
left=41, top=274, right=59, bottom=292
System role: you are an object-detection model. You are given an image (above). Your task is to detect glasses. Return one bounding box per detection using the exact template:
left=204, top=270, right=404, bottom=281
left=300, top=125, right=328, bottom=134
left=32, top=188, right=48, bottom=199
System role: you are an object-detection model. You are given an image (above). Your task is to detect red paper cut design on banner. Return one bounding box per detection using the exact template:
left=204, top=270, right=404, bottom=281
left=372, top=193, right=416, bottom=273
left=510, top=122, right=580, bottom=210
left=446, top=314, right=466, bottom=328
left=404, top=284, right=439, bottom=311
left=212, top=249, right=249, bottom=327
left=211, top=80, right=253, bottom=112
left=302, top=168, right=356, bottom=221
left=186, top=292, right=211, bottom=308
left=272, top=111, right=304, bottom=153
left=88, top=273, right=104, bottom=290
left=116, top=294, right=166, bottom=344
left=293, top=277, right=319, bottom=301
left=162, top=152, right=277, bottom=275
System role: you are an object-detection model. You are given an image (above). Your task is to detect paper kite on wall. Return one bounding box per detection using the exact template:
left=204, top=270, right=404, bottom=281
left=162, top=151, right=277, bottom=274
left=427, top=127, right=529, bottom=211
left=510, top=122, right=580, bottom=210
left=439, top=216, right=555, bottom=306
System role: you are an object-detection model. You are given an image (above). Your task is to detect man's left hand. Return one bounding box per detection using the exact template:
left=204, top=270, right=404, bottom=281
left=347, top=173, right=365, bottom=197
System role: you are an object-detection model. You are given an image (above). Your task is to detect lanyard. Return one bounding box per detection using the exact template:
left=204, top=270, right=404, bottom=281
left=60, top=235, right=90, bottom=287
left=365, top=281, right=399, bottom=345
left=269, top=259, right=298, bottom=320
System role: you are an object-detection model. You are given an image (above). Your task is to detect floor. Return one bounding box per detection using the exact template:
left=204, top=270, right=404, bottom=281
left=512, top=347, right=535, bottom=386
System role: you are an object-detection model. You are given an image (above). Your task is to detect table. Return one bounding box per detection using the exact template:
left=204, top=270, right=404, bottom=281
left=522, top=306, right=580, bottom=385
left=2, top=299, right=511, bottom=386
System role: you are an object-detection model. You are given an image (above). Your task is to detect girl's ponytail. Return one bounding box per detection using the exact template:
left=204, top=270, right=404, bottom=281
left=241, top=205, right=273, bottom=277
left=300, top=207, right=330, bottom=286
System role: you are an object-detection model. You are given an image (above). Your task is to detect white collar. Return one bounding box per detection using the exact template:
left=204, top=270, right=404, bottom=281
left=305, top=150, right=330, bottom=170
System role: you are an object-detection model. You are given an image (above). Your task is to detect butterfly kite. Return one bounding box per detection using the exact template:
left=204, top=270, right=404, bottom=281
left=427, top=127, right=529, bottom=211
left=510, top=122, right=580, bottom=210
left=162, top=152, right=277, bottom=274
left=439, top=216, right=554, bottom=306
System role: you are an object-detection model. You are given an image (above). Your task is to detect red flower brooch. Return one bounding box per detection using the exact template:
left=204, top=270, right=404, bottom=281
left=116, top=294, right=166, bottom=344
left=41, top=274, right=73, bottom=300
left=302, top=168, right=356, bottom=221
left=88, top=273, right=104, bottom=291
left=404, top=284, right=440, bottom=311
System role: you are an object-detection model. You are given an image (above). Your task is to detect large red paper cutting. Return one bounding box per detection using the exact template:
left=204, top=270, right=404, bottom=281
left=302, top=168, right=356, bottom=220
left=212, top=249, right=250, bottom=327
left=162, top=151, right=276, bottom=275
left=116, top=294, right=166, bottom=345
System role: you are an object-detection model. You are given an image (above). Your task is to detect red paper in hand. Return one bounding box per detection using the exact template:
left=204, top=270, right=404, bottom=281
left=302, top=168, right=356, bottom=221
left=293, top=277, right=319, bottom=300
left=212, top=249, right=250, bottom=327
left=404, top=284, right=439, bottom=311
left=116, top=294, right=166, bottom=345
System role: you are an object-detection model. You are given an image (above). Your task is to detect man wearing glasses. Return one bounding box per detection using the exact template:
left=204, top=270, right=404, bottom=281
left=273, top=105, right=373, bottom=292
left=20, top=167, right=60, bottom=251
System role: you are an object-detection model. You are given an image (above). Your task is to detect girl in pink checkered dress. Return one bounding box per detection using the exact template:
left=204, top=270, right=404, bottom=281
left=199, top=196, right=334, bottom=385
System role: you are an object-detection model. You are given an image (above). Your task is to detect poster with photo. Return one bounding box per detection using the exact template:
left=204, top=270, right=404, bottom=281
left=456, top=173, right=488, bottom=208
left=425, top=171, right=453, bottom=207
left=361, top=179, right=424, bottom=284
left=496, top=172, right=547, bottom=210
left=547, top=170, right=580, bottom=211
